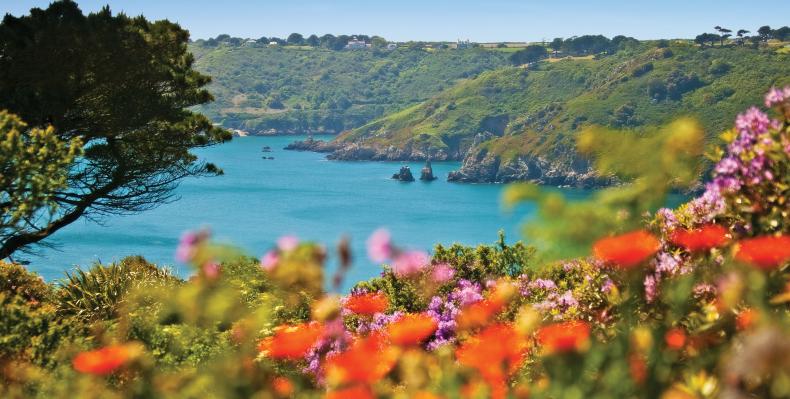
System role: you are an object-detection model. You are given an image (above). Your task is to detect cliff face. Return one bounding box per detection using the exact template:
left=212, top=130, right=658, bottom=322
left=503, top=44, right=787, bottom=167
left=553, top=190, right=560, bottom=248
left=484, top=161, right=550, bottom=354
left=285, top=138, right=614, bottom=187
left=447, top=146, right=614, bottom=187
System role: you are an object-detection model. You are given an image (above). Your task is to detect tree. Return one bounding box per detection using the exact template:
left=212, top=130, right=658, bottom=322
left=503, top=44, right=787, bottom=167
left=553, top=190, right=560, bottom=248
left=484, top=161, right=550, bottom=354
left=714, top=26, right=732, bottom=46
left=736, top=29, right=749, bottom=45
left=694, top=33, right=720, bottom=48
left=774, top=26, right=790, bottom=41
left=0, top=111, right=83, bottom=261
left=758, top=25, right=773, bottom=42
left=509, top=45, right=547, bottom=65
left=306, top=34, right=319, bottom=46
left=549, top=38, right=564, bottom=52
left=0, top=1, right=231, bottom=258
left=287, top=33, right=304, bottom=45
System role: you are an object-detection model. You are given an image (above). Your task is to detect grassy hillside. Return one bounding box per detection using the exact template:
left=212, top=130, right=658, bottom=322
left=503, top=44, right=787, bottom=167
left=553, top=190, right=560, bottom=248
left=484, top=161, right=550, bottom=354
left=335, top=43, right=789, bottom=168
left=189, top=44, right=510, bottom=134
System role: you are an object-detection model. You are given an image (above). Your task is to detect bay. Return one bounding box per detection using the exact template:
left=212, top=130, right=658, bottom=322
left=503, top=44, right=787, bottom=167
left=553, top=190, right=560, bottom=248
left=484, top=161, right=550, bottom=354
left=27, top=135, right=582, bottom=288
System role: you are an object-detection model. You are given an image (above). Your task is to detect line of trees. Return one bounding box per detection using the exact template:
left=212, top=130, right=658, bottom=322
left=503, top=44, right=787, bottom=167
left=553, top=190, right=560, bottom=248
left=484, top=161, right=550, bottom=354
left=199, top=33, right=390, bottom=50
left=547, top=35, right=640, bottom=57
left=695, top=25, right=790, bottom=48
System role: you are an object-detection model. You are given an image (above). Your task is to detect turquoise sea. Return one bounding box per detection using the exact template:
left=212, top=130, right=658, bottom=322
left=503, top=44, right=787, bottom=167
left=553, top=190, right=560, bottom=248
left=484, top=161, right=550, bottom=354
left=28, top=136, right=586, bottom=287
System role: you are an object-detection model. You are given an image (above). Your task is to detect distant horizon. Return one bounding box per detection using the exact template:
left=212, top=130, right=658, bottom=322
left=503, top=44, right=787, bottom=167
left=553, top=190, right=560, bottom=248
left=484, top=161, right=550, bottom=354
left=5, top=0, right=790, bottom=43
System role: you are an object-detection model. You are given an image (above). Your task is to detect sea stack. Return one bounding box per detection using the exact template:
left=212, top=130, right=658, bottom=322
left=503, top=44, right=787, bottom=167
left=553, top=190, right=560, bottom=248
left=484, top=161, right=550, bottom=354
left=420, top=160, right=437, bottom=181
left=392, top=165, right=415, bottom=182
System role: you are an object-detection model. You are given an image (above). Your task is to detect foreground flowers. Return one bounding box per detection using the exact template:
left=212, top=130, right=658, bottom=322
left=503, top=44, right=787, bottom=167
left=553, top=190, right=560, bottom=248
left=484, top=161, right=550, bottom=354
left=593, top=230, right=661, bottom=268
left=536, top=320, right=591, bottom=354
left=344, top=292, right=389, bottom=315
left=734, top=235, right=790, bottom=269
left=258, top=322, right=324, bottom=360
left=386, top=313, right=438, bottom=346
left=670, top=224, right=729, bottom=252
left=73, top=343, right=141, bottom=376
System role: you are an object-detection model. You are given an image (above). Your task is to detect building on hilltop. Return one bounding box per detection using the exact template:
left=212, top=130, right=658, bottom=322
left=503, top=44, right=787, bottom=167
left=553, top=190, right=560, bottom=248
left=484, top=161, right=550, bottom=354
left=456, top=39, right=472, bottom=49
left=345, top=37, right=371, bottom=50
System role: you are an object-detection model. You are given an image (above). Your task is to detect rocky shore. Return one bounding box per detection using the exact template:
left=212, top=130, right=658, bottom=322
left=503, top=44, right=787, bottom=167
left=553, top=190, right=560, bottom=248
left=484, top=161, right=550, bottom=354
left=284, top=138, right=614, bottom=188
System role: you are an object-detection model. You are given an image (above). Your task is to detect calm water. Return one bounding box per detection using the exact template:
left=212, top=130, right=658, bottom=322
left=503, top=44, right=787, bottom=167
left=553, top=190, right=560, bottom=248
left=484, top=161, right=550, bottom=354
left=27, top=136, right=585, bottom=287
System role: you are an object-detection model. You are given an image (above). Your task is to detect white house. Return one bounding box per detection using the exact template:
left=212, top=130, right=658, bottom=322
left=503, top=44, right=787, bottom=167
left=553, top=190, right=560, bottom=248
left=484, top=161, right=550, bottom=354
left=456, top=39, right=472, bottom=49
left=345, top=37, right=370, bottom=50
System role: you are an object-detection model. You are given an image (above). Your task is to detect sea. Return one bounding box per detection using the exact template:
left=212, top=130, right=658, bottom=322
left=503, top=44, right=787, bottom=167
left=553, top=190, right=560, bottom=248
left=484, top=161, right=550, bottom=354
left=26, top=135, right=589, bottom=288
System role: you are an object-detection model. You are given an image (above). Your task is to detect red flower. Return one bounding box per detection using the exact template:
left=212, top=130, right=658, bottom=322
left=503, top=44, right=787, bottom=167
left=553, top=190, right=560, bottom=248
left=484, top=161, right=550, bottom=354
left=456, top=324, right=528, bottom=399
left=592, top=230, right=661, bottom=268
left=344, top=292, right=389, bottom=315
left=326, top=332, right=399, bottom=385
left=325, top=385, right=375, bottom=399
left=670, top=224, right=729, bottom=252
left=736, top=308, right=757, bottom=330
left=457, top=299, right=505, bottom=330
left=258, top=322, right=323, bottom=360
left=387, top=313, right=438, bottom=346
left=536, top=320, right=591, bottom=354
left=664, top=328, right=686, bottom=350
left=72, top=344, right=139, bottom=376
left=734, top=235, right=790, bottom=269
left=272, top=377, right=294, bottom=397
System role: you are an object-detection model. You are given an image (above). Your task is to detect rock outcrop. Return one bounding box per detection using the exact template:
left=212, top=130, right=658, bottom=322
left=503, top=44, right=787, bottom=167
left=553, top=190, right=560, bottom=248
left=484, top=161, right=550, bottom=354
left=285, top=138, right=615, bottom=188
left=392, top=166, right=415, bottom=182
left=448, top=146, right=616, bottom=188
left=420, top=160, right=437, bottom=181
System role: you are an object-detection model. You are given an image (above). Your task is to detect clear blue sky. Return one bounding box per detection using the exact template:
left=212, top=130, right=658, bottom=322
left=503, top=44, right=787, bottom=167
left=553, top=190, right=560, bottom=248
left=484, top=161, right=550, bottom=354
left=5, top=0, right=790, bottom=42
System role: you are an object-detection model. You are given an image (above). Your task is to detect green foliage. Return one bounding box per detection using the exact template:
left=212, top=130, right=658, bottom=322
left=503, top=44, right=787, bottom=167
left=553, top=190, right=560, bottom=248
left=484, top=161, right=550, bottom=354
left=0, top=1, right=232, bottom=258
left=504, top=118, right=704, bottom=259
left=0, top=111, right=82, bottom=253
left=57, top=256, right=179, bottom=322
left=337, top=44, right=789, bottom=165
left=189, top=43, right=510, bottom=133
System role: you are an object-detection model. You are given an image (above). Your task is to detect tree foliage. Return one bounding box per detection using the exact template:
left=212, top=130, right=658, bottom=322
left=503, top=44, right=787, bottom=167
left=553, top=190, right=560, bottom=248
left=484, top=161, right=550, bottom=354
left=0, top=1, right=231, bottom=258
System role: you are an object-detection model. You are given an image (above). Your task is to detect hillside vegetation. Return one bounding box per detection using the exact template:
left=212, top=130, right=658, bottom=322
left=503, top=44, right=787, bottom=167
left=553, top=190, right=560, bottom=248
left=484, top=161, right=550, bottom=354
left=189, top=44, right=510, bottom=134
left=324, top=43, right=789, bottom=184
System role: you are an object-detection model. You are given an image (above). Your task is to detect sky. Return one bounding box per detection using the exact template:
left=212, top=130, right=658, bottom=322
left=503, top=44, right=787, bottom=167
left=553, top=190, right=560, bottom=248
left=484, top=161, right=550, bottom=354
left=4, top=0, right=790, bottom=42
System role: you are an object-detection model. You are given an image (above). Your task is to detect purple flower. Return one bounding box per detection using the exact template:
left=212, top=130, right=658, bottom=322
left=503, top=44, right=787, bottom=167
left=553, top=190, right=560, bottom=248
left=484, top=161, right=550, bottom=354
left=653, top=251, right=683, bottom=276
left=557, top=290, right=578, bottom=308
left=656, top=208, right=678, bottom=235
left=765, top=86, right=786, bottom=107
left=366, top=228, right=392, bottom=263
left=529, top=278, right=558, bottom=291
left=644, top=274, right=659, bottom=303
left=449, top=279, right=483, bottom=306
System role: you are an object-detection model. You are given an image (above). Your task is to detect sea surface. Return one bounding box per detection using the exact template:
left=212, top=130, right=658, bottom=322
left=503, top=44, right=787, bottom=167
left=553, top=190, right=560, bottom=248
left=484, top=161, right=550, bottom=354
left=27, top=136, right=588, bottom=288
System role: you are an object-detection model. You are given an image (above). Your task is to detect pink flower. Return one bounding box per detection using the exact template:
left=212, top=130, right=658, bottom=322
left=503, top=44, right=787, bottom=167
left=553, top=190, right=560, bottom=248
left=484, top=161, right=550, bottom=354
left=366, top=229, right=392, bottom=263
left=260, top=251, right=279, bottom=271
left=392, top=250, right=430, bottom=277
left=176, top=230, right=208, bottom=263
left=203, top=262, right=221, bottom=279
left=764, top=86, right=786, bottom=107
left=277, top=235, right=299, bottom=252
left=431, top=263, right=455, bottom=283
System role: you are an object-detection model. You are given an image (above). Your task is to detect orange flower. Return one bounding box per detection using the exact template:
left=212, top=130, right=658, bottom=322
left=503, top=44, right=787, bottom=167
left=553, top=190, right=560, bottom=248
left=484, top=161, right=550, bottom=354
left=736, top=308, right=757, bottom=330
left=628, top=353, right=647, bottom=384
left=326, top=332, right=399, bottom=385
left=670, top=224, right=729, bottom=252
left=536, top=320, right=591, bottom=354
left=592, top=230, right=660, bottom=268
left=258, top=322, right=323, bottom=360
left=272, top=376, right=294, bottom=397
left=456, top=324, right=528, bottom=399
left=457, top=299, right=505, bottom=330
left=325, top=385, right=375, bottom=399
left=414, top=391, right=443, bottom=399
left=734, top=235, right=790, bottom=269
left=344, top=292, right=389, bottom=315
left=387, top=313, right=438, bottom=346
left=664, top=328, right=686, bottom=350
left=72, top=344, right=139, bottom=376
